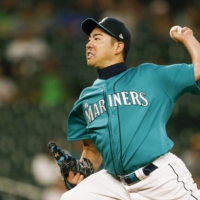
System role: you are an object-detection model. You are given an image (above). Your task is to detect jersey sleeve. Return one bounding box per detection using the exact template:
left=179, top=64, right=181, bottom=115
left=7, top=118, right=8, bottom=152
left=67, top=100, right=91, bottom=141
left=153, top=63, right=200, bottom=100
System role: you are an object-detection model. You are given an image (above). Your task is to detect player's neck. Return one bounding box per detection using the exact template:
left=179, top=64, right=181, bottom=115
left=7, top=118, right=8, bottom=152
left=97, top=62, right=127, bottom=80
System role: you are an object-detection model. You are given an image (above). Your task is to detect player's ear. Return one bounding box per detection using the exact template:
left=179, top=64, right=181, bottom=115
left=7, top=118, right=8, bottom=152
left=114, top=41, right=125, bottom=55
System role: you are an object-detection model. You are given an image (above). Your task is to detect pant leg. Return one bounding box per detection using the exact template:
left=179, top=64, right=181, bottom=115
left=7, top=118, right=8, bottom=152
left=129, top=193, right=150, bottom=200
left=126, top=153, right=200, bottom=200
left=60, top=169, right=131, bottom=200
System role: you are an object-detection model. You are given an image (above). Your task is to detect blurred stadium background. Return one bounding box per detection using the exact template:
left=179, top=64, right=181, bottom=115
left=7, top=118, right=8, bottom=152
left=0, top=0, right=200, bottom=199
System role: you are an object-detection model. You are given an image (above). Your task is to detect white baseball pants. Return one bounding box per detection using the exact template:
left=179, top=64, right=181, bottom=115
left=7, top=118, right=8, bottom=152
left=60, top=153, right=200, bottom=200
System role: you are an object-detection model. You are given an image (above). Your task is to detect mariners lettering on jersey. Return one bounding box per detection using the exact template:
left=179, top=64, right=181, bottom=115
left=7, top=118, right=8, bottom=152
left=84, top=91, right=148, bottom=123
left=108, top=91, right=148, bottom=107
left=84, top=99, right=106, bottom=123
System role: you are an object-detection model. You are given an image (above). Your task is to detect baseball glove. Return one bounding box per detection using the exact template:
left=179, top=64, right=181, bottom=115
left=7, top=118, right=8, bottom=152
left=47, top=141, right=94, bottom=190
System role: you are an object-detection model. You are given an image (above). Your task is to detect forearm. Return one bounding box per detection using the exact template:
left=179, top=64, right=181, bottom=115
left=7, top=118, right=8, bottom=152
left=81, top=140, right=102, bottom=172
left=171, top=26, right=200, bottom=81
left=184, top=35, right=200, bottom=81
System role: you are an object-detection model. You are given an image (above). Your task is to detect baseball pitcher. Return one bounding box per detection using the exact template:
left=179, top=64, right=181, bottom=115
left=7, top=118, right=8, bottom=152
left=51, top=17, right=200, bottom=200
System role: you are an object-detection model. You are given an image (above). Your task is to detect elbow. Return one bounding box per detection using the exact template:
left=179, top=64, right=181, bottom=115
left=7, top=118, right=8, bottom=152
left=194, top=63, right=200, bottom=81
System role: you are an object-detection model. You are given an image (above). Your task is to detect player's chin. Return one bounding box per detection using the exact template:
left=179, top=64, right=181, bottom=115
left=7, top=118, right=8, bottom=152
left=87, top=61, right=96, bottom=68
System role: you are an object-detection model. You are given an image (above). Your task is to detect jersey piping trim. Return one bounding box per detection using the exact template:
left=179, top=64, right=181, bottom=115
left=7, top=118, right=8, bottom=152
left=101, top=86, right=118, bottom=175
left=113, top=70, right=131, bottom=174
left=168, top=164, right=198, bottom=200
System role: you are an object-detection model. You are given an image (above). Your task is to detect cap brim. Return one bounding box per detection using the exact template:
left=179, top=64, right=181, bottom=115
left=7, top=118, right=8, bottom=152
left=81, top=18, right=115, bottom=37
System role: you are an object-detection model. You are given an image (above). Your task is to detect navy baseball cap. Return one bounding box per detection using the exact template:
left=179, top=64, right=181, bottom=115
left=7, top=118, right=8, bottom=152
left=81, top=17, right=131, bottom=60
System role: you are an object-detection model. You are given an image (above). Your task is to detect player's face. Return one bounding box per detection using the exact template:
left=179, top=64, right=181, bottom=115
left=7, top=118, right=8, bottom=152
left=86, top=28, right=117, bottom=69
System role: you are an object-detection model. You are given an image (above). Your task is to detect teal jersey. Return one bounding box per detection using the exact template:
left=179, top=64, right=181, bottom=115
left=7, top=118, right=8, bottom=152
left=67, top=63, right=200, bottom=176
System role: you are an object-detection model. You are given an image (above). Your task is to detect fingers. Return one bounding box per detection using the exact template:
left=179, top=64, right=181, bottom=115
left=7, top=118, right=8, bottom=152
left=170, top=25, right=194, bottom=44
left=182, top=27, right=193, bottom=35
left=169, top=26, right=181, bottom=42
left=170, top=25, right=181, bottom=34
left=182, top=27, right=189, bottom=32
left=77, top=174, right=85, bottom=184
left=67, top=171, right=85, bottom=185
left=67, top=171, right=75, bottom=180
left=175, top=26, right=193, bottom=36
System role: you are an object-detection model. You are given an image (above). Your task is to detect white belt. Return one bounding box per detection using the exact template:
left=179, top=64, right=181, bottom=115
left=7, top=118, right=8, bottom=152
left=118, top=152, right=172, bottom=185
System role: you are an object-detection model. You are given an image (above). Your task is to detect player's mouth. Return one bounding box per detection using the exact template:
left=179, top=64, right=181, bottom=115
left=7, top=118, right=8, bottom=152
left=87, top=52, right=94, bottom=59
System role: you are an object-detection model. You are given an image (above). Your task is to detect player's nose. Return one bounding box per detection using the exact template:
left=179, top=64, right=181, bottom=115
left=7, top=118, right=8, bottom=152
left=86, top=40, right=93, bottom=49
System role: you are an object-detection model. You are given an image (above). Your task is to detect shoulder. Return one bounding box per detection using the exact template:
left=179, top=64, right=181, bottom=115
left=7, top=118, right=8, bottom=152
left=129, top=63, right=191, bottom=73
left=128, top=63, right=159, bottom=71
left=126, top=63, right=159, bottom=76
left=78, top=80, right=105, bottom=101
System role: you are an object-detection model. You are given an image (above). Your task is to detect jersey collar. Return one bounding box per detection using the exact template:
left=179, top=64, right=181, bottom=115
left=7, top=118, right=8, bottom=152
left=97, top=62, right=127, bottom=80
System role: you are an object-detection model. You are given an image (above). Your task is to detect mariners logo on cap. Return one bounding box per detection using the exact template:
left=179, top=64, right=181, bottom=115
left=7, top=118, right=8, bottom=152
left=119, top=34, right=123, bottom=39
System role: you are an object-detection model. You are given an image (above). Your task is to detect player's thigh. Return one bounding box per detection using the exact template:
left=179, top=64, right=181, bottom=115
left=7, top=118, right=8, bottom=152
left=60, top=169, right=131, bottom=200
left=129, top=193, right=150, bottom=200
